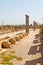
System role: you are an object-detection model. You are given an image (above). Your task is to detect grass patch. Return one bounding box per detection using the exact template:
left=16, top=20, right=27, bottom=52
left=0, top=50, right=18, bottom=65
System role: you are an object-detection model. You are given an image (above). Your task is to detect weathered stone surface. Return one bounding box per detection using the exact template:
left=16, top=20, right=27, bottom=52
left=34, top=21, right=38, bottom=29
left=25, top=15, right=29, bottom=33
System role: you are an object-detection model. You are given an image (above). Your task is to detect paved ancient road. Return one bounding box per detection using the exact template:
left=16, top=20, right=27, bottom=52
left=10, top=29, right=42, bottom=65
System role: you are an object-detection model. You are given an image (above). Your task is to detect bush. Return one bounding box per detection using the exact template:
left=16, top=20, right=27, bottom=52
left=1, top=41, right=11, bottom=48
left=19, top=34, right=23, bottom=39
left=9, top=38, right=16, bottom=44
left=14, top=36, right=20, bottom=41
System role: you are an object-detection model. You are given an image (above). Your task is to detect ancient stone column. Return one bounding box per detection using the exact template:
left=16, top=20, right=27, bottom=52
left=25, top=15, right=29, bottom=33
left=33, top=21, right=38, bottom=30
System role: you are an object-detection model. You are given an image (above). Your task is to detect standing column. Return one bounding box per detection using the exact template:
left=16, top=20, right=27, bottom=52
left=34, top=21, right=36, bottom=29
left=25, top=15, right=29, bottom=33
left=34, top=21, right=38, bottom=30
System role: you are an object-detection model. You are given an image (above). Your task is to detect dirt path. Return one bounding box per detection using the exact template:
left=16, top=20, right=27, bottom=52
left=10, top=29, right=42, bottom=65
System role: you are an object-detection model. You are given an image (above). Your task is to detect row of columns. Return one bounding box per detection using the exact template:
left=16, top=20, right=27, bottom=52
left=25, top=15, right=38, bottom=33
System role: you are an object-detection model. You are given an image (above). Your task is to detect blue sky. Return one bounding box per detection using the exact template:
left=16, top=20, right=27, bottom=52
left=0, top=0, right=43, bottom=25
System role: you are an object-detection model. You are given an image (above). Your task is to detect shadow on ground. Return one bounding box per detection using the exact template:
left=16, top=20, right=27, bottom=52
left=35, top=34, right=39, bottom=39
left=25, top=33, right=43, bottom=65
left=28, top=45, right=40, bottom=55
left=33, top=40, right=39, bottom=44
left=33, top=34, right=40, bottom=44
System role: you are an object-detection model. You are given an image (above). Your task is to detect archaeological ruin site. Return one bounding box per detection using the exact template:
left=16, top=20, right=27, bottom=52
left=0, top=15, right=43, bottom=65
left=0, top=0, right=43, bottom=65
